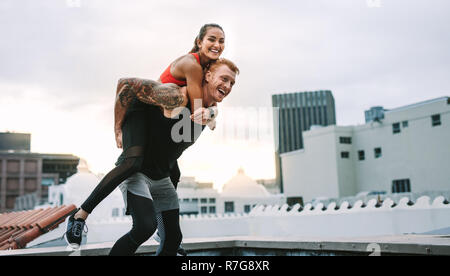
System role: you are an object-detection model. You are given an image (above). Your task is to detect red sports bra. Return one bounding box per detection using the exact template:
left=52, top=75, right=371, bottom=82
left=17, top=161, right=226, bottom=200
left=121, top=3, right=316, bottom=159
left=159, top=53, right=200, bottom=86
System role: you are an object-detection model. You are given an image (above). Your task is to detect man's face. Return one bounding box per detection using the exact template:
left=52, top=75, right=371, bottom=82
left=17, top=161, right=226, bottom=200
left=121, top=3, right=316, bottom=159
left=205, top=65, right=236, bottom=103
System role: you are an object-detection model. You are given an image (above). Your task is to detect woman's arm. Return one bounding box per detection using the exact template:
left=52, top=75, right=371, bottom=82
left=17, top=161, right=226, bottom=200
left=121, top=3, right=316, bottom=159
left=182, top=61, right=205, bottom=114
left=114, top=78, right=185, bottom=148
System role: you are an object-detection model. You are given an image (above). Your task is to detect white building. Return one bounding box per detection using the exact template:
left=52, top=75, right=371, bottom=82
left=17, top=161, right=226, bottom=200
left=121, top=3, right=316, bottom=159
left=178, top=168, right=285, bottom=215
left=281, top=97, right=450, bottom=203
left=46, top=159, right=125, bottom=221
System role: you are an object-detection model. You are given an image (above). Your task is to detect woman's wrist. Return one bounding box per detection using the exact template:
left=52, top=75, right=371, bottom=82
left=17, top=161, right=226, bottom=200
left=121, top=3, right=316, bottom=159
left=208, top=106, right=216, bottom=119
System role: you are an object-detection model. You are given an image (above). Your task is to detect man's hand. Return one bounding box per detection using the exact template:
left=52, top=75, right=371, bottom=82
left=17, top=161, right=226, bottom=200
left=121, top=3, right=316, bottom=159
left=115, top=128, right=123, bottom=148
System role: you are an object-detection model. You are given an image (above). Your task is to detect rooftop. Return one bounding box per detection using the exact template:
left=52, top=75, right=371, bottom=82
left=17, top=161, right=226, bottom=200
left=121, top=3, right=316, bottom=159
left=0, top=235, right=449, bottom=256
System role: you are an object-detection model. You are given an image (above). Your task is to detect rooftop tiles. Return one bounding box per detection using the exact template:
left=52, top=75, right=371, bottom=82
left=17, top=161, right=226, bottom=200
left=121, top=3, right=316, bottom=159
left=0, top=205, right=76, bottom=250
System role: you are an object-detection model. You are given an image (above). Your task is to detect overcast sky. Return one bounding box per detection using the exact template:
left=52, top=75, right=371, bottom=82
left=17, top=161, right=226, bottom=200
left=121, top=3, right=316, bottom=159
left=1, top=0, right=449, bottom=187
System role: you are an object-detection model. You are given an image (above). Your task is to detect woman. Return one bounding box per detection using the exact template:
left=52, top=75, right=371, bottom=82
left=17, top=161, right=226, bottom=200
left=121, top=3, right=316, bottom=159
left=65, top=24, right=226, bottom=255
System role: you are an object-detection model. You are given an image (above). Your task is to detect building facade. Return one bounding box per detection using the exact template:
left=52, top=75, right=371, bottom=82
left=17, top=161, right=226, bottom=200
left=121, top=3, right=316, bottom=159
left=0, top=133, right=79, bottom=212
left=177, top=170, right=285, bottom=215
left=272, top=91, right=336, bottom=193
left=281, top=97, right=450, bottom=203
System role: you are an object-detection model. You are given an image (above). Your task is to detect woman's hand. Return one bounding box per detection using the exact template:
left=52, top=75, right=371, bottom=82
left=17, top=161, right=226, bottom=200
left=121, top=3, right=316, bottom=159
left=190, top=107, right=214, bottom=125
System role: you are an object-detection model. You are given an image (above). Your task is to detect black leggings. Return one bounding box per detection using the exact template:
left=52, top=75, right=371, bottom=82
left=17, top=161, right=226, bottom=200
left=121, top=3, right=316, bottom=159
left=109, top=191, right=157, bottom=256
left=109, top=191, right=182, bottom=256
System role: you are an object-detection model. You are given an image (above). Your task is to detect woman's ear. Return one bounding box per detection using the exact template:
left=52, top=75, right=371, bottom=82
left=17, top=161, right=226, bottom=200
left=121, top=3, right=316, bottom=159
left=196, top=38, right=202, bottom=50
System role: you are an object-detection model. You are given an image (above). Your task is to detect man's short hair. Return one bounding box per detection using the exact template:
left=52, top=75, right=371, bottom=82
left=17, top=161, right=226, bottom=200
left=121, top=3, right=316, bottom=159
left=209, top=58, right=240, bottom=75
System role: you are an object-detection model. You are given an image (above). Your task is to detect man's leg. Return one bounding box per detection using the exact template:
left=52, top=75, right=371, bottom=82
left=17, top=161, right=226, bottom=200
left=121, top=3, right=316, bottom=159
left=109, top=191, right=157, bottom=256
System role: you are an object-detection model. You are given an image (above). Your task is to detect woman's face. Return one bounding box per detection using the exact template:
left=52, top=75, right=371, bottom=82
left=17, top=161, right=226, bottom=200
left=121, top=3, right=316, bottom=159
left=197, top=27, right=225, bottom=60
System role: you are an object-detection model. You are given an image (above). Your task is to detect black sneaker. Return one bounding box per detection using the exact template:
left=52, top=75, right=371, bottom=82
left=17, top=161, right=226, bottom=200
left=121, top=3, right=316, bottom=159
left=154, top=231, right=187, bottom=256
left=65, top=209, right=87, bottom=249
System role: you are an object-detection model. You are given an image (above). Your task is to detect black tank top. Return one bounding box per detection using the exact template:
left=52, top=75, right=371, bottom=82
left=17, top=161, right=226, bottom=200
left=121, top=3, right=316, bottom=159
left=141, top=102, right=206, bottom=180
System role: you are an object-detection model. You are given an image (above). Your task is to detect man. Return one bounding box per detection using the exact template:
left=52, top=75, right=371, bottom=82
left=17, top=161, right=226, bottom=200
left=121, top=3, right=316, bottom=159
left=66, top=59, right=239, bottom=256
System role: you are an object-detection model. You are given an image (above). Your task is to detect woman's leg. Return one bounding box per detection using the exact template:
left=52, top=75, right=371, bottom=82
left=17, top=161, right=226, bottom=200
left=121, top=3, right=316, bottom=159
left=65, top=109, right=149, bottom=247
left=155, top=209, right=183, bottom=256
left=79, top=109, right=149, bottom=215
left=109, top=191, right=157, bottom=256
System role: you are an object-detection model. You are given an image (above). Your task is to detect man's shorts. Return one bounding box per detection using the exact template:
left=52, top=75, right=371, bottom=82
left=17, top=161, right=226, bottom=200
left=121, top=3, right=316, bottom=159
left=119, top=172, right=179, bottom=214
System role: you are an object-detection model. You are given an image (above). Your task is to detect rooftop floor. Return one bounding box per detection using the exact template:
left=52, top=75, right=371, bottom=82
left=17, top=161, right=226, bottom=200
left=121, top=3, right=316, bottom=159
left=0, top=234, right=449, bottom=256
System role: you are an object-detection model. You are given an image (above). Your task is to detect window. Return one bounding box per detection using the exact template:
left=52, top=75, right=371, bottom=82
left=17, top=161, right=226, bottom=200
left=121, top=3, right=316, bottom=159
left=447, top=98, right=450, bottom=105
left=25, top=161, right=38, bottom=174
left=7, top=160, right=20, bottom=174
left=392, top=123, right=401, bottom=134
left=183, top=198, right=189, bottom=202
left=209, top=206, right=216, bottom=214
left=392, top=179, right=411, bottom=193
left=112, top=208, right=119, bottom=217
left=209, top=198, right=216, bottom=203
left=341, top=152, right=350, bottom=159
left=6, top=178, right=19, bottom=192
left=192, top=198, right=198, bottom=202
left=432, top=114, right=441, bottom=127
left=225, top=201, right=235, bottom=213
left=200, top=206, right=208, bottom=214
left=25, top=178, right=37, bottom=192
left=244, top=205, right=252, bottom=213
left=374, top=148, right=382, bottom=159
left=339, top=137, right=352, bottom=144
left=358, top=150, right=365, bottom=161
left=200, top=198, right=207, bottom=203
left=402, top=121, right=408, bottom=128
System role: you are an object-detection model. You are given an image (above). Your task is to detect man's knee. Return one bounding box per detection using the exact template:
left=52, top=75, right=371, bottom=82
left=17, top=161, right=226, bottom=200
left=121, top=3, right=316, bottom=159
left=132, top=216, right=157, bottom=243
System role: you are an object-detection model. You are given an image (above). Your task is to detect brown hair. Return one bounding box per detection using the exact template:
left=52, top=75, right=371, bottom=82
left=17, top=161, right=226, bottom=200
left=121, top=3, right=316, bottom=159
left=209, top=58, right=240, bottom=75
left=190, top=23, right=225, bottom=53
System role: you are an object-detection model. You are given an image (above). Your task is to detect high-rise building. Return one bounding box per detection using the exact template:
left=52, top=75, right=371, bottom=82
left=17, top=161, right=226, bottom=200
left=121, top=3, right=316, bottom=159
left=272, top=91, right=336, bottom=194
left=0, top=132, right=79, bottom=212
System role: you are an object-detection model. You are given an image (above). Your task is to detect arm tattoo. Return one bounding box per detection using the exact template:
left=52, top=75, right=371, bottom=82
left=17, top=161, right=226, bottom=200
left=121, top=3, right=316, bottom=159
left=136, top=81, right=184, bottom=109
left=114, top=78, right=185, bottom=135
left=117, top=78, right=184, bottom=109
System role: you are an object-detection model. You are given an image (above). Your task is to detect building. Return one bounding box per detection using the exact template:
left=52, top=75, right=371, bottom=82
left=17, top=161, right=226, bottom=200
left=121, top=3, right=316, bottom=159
left=255, top=178, right=279, bottom=194
left=272, top=91, right=336, bottom=194
left=281, top=97, right=450, bottom=203
left=0, top=132, right=79, bottom=212
left=178, top=169, right=285, bottom=215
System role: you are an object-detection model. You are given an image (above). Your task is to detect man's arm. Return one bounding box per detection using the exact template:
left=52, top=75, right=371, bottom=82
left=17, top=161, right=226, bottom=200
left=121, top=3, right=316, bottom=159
left=114, top=78, right=185, bottom=148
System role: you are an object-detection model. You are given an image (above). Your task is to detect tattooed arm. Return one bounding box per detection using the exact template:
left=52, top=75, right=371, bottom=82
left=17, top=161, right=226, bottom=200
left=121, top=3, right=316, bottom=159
left=114, top=78, right=186, bottom=148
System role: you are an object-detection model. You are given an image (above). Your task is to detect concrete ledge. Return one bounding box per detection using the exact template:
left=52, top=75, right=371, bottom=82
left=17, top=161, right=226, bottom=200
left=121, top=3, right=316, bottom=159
left=1, top=234, right=449, bottom=256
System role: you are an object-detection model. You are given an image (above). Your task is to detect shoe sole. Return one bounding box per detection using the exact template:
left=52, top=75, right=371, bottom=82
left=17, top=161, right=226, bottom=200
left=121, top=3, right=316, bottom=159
left=64, top=233, right=81, bottom=250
